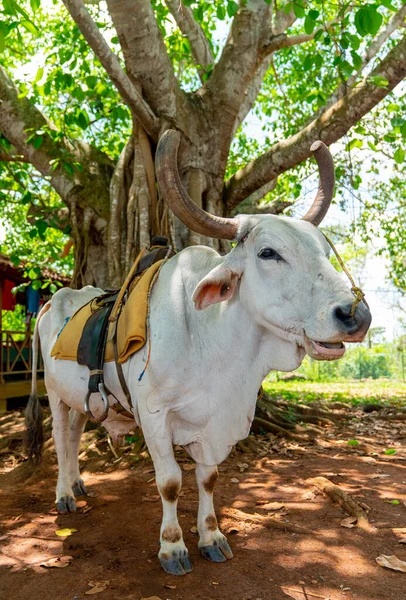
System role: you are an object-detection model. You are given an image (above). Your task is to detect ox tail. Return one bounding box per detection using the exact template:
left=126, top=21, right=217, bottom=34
left=25, top=302, right=50, bottom=464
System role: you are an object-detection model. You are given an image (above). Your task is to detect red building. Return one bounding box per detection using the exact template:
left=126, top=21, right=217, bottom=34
left=0, top=253, right=70, bottom=409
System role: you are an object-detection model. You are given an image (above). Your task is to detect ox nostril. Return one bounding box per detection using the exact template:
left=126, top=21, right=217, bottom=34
left=334, top=303, right=358, bottom=331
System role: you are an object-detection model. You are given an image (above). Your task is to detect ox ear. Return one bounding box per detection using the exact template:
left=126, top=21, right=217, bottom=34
left=192, top=263, right=241, bottom=310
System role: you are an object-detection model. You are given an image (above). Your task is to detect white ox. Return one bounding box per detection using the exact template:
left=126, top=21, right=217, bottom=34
left=26, top=131, right=371, bottom=576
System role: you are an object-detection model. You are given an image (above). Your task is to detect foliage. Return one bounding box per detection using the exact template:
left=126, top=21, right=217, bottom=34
left=263, top=377, right=406, bottom=406
left=0, top=0, right=405, bottom=287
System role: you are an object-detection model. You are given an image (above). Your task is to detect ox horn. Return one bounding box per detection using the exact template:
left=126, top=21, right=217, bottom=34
left=155, top=129, right=239, bottom=240
left=301, top=141, right=335, bottom=227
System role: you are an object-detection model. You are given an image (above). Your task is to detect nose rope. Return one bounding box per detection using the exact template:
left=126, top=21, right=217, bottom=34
left=322, top=233, right=368, bottom=317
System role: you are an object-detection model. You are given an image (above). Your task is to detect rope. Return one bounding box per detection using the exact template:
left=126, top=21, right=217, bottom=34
left=322, top=233, right=368, bottom=317
left=138, top=246, right=173, bottom=384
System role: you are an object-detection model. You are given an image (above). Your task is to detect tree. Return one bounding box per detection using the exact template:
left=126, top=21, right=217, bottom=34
left=0, top=0, right=405, bottom=291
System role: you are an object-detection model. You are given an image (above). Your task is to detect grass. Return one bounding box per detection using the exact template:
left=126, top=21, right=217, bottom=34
left=263, top=378, right=406, bottom=406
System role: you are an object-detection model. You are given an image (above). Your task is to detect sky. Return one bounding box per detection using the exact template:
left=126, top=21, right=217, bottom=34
left=1, top=2, right=404, bottom=341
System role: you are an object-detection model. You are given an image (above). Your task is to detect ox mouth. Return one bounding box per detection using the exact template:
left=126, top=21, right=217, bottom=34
left=304, top=335, right=346, bottom=361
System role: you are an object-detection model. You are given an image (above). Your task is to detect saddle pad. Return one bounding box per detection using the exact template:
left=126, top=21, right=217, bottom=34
left=51, top=260, right=163, bottom=364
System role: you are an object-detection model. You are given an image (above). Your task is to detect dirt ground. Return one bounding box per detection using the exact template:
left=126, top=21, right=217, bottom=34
left=1, top=400, right=406, bottom=600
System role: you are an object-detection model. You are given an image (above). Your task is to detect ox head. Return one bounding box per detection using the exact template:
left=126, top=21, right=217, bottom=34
left=156, top=130, right=371, bottom=361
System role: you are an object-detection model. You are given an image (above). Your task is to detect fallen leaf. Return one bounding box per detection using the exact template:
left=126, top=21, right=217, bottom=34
left=82, top=505, right=93, bottom=514
left=230, top=477, right=239, bottom=484
left=141, top=597, right=163, bottom=600
left=76, top=500, right=87, bottom=509
left=190, top=526, right=198, bottom=534
left=386, top=499, right=401, bottom=505
left=40, top=556, right=73, bottom=569
left=265, top=502, right=285, bottom=511
left=55, top=528, right=78, bottom=537
left=237, top=462, right=249, bottom=473
left=141, top=495, right=160, bottom=503
left=227, top=527, right=240, bottom=535
left=399, top=536, right=406, bottom=544
left=340, top=517, right=357, bottom=528
left=85, top=581, right=110, bottom=595
left=11, top=515, right=23, bottom=523
left=212, top=581, right=219, bottom=585
left=376, top=555, right=406, bottom=572
left=165, top=584, right=176, bottom=589
left=182, top=464, right=195, bottom=471
left=371, top=474, right=391, bottom=479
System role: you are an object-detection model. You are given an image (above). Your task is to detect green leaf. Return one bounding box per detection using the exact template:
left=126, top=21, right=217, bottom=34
left=346, top=139, right=363, bottom=151
left=308, top=9, right=319, bottom=20
left=381, top=0, right=396, bottom=10
left=293, top=2, right=305, bottom=19
left=227, top=1, right=238, bottom=18
left=111, top=35, right=119, bottom=44
left=387, top=499, right=400, bottom=505
left=76, top=109, right=90, bottom=130
left=30, top=0, right=40, bottom=11
left=367, top=141, right=378, bottom=152
left=303, top=54, right=313, bottom=70
left=401, top=123, right=406, bottom=138
left=351, top=50, right=362, bottom=71
left=347, top=439, right=359, bottom=446
left=21, top=191, right=32, bottom=205
left=50, top=283, right=57, bottom=294
left=56, top=528, right=78, bottom=537
left=394, top=148, right=405, bottom=164
left=2, top=0, right=17, bottom=15
left=313, top=54, right=322, bottom=68
left=36, top=219, right=48, bottom=235
left=10, top=253, right=20, bottom=267
left=31, top=279, right=42, bottom=291
left=63, top=162, right=74, bottom=175
left=354, top=6, right=382, bottom=37
left=20, top=19, right=38, bottom=35
left=284, top=3, right=293, bottom=15
left=216, top=5, right=226, bottom=19
left=34, top=66, right=44, bottom=83
left=384, top=448, right=397, bottom=455
left=369, top=75, right=389, bottom=88
left=32, top=135, right=43, bottom=149
left=304, top=15, right=315, bottom=35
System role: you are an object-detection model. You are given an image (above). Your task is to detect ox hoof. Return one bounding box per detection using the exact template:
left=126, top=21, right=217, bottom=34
left=72, top=478, right=88, bottom=497
left=200, top=539, right=233, bottom=563
left=56, top=495, right=76, bottom=514
left=159, top=550, right=193, bottom=576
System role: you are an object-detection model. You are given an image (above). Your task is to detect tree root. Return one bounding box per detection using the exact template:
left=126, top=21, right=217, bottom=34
left=252, top=417, right=310, bottom=441
left=223, top=507, right=312, bottom=535
left=306, top=476, right=376, bottom=532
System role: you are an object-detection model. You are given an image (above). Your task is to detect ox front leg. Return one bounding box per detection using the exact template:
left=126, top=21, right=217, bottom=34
left=68, top=410, right=88, bottom=497
left=196, top=464, right=233, bottom=563
left=148, top=438, right=192, bottom=575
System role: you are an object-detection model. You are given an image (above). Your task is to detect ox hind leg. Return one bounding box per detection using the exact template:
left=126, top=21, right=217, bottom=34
left=68, top=410, right=88, bottom=497
left=48, top=391, right=76, bottom=513
left=145, top=432, right=192, bottom=575
left=196, top=464, right=233, bottom=562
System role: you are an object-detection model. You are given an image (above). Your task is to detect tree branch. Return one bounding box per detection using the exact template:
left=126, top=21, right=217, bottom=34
left=165, top=0, right=213, bottom=82
left=106, top=0, right=185, bottom=120
left=224, top=34, right=406, bottom=211
left=206, top=0, right=271, bottom=118
left=0, top=65, right=113, bottom=220
left=61, top=0, right=160, bottom=138
left=262, top=18, right=342, bottom=56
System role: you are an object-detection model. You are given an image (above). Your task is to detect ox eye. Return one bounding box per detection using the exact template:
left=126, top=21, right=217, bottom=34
left=258, top=247, right=283, bottom=261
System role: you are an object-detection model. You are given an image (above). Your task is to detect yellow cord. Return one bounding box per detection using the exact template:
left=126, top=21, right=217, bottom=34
left=322, top=233, right=368, bottom=317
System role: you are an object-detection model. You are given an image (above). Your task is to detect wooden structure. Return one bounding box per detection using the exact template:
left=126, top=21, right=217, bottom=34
left=0, top=253, right=70, bottom=410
